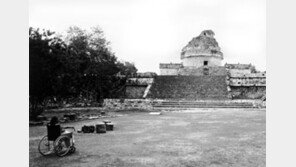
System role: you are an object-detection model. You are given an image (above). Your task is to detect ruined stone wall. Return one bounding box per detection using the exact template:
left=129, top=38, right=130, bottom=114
left=125, top=78, right=154, bottom=99
left=126, top=78, right=154, bottom=85
left=159, top=68, right=179, bottom=75
left=178, top=66, right=227, bottom=76
left=147, top=76, right=229, bottom=100
left=225, top=63, right=255, bottom=70
left=226, top=70, right=266, bottom=99
left=230, top=86, right=266, bottom=99
left=229, top=72, right=266, bottom=78
left=103, top=98, right=265, bottom=109
left=159, top=63, right=183, bottom=69
left=229, top=78, right=266, bottom=86
left=103, top=99, right=153, bottom=110
left=228, top=69, right=252, bottom=75
left=125, top=86, right=147, bottom=99
left=182, top=56, right=222, bottom=67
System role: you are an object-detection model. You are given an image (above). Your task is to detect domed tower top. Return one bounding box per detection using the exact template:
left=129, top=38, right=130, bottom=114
left=200, top=30, right=215, bottom=38
left=180, top=30, right=223, bottom=68
left=181, top=30, right=223, bottom=60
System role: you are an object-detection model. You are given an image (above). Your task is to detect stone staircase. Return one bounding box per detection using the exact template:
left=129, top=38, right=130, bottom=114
left=147, top=76, right=230, bottom=100
left=151, top=100, right=256, bottom=110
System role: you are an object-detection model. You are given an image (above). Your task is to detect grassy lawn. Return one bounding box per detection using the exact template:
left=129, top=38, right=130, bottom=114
left=29, top=108, right=265, bottom=167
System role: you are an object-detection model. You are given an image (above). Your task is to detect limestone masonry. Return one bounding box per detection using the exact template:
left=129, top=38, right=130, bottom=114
left=156, top=30, right=266, bottom=100
left=104, top=30, right=266, bottom=109
left=160, top=30, right=224, bottom=76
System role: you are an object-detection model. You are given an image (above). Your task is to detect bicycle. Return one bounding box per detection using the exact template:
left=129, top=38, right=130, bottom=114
left=38, top=125, right=76, bottom=157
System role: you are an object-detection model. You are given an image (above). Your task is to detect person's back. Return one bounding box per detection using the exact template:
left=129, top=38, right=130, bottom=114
left=47, top=116, right=62, bottom=141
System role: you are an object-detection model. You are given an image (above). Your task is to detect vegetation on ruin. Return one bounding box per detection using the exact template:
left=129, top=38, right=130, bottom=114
left=181, top=30, right=223, bottom=58
left=29, top=26, right=137, bottom=119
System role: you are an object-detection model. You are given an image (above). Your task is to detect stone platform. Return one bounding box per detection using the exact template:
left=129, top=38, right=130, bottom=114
left=103, top=99, right=264, bottom=111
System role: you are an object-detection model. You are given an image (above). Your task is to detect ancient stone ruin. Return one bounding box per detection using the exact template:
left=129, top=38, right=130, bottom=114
left=160, top=30, right=224, bottom=76
left=104, top=30, right=266, bottom=109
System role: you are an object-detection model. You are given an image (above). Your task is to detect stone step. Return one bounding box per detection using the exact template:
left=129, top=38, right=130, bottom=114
left=147, top=76, right=230, bottom=99
left=152, top=102, right=253, bottom=106
left=152, top=104, right=253, bottom=106
left=151, top=100, right=255, bottom=109
left=152, top=106, right=254, bottom=110
left=152, top=105, right=253, bottom=108
left=154, top=100, right=241, bottom=102
left=152, top=102, right=252, bottom=105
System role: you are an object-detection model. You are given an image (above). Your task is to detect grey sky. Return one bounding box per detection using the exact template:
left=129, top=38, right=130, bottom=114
left=29, top=0, right=266, bottom=73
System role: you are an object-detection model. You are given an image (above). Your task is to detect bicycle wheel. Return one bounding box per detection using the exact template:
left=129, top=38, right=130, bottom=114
left=38, top=135, right=53, bottom=156
left=54, top=136, right=71, bottom=157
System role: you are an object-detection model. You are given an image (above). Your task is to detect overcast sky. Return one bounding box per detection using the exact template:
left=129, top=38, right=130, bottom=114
left=29, top=0, right=266, bottom=73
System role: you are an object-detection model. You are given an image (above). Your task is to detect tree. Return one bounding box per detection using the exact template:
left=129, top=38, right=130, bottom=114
left=64, top=26, right=118, bottom=101
left=29, top=26, right=138, bottom=118
left=116, top=61, right=137, bottom=77
left=64, top=26, right=138, bottom=101
left=29, top=27, right=67, bottom=118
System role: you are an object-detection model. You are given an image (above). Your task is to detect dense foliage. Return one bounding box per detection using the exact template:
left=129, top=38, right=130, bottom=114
left=29, top=26, right=137, bottom=118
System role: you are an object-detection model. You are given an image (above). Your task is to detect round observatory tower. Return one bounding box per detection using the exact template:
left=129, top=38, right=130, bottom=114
left=181, top=30, right=223, bottom=68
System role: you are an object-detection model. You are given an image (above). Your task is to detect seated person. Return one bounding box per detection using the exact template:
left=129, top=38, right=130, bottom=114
left=47, top=116, right=71, bottom=152
left=47, top=116, right=62, bottom=141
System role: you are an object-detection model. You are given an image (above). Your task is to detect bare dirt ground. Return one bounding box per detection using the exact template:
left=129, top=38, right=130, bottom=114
left=29, top=108, right=265, bottom=167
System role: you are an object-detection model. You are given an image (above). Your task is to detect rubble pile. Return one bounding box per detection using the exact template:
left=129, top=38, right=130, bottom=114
left=79, top=120, right=114, bottom=134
